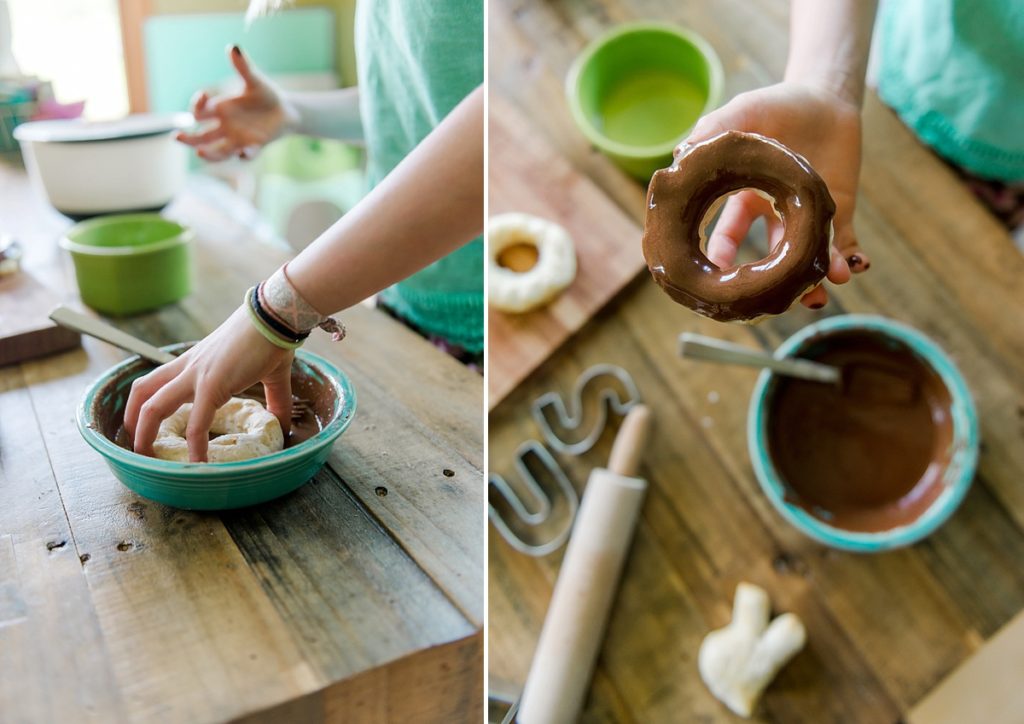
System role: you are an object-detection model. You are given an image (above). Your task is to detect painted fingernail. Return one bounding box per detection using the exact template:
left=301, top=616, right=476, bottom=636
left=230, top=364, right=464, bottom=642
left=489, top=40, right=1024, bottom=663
left=231, top=44, right=241, bottom=55
left=810, top=302, right=825, bottom=310
left=847, top=254, right=864, bottom=270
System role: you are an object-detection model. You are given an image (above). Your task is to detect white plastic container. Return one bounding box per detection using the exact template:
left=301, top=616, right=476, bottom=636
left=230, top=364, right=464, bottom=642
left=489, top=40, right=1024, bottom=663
left=14, top=113, right=192, bottom=219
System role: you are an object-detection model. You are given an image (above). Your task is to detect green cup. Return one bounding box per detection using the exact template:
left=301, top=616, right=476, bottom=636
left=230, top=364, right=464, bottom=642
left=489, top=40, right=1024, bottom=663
left=60, top=214, right=192, bottom=316
left=566, top=21, right=724, bottom=180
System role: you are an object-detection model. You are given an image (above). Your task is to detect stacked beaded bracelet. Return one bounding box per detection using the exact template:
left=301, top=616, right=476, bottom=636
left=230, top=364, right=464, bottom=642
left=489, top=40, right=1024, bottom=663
left=244, top=265, right=346, bottom=350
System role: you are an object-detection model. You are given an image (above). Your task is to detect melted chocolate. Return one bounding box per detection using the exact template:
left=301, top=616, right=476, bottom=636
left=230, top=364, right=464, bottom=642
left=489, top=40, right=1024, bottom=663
left=92, top=353, right=339, bottom=456
left=642, top=131, right=835, bottom=322
left=766, top=331, right=953, bottom=532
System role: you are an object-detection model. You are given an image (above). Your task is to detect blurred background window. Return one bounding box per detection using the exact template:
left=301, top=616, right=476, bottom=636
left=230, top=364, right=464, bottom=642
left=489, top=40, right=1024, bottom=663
left=6, top=0, right=129, bottom=119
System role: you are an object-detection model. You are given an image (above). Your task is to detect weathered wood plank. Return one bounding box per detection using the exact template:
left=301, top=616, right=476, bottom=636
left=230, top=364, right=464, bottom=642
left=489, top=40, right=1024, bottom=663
left=0, top=366, right=126, bottom=723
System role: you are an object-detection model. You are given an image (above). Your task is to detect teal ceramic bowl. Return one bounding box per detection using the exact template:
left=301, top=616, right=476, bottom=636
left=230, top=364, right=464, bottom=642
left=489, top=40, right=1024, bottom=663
left=77, top=346, right=356, bottom=510
left=60, top=214, right=192, bottom=316
left=748, top=315, right=979, bottom=552
left=566, top=21, right=723, bottom=180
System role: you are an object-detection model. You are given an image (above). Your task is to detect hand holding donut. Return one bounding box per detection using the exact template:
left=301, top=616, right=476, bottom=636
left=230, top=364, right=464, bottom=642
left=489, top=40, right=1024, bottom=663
left=176, top=46, right=296, bottom=162
left=677, top=82, right=868, bottom=309
left=124, top=306, right=294, bottom=463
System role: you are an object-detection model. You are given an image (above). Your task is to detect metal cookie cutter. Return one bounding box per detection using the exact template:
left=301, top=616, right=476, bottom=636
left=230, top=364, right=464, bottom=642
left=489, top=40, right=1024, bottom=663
left=530, top=363, right=642, bottom=456
left=488, top=440, right=579, bottom=558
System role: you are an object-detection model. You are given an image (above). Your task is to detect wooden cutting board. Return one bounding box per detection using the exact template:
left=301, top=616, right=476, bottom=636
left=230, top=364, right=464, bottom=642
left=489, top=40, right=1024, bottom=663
left=908, top=610, right=1024, bottom=724
left=0, top=272, right=80, bottom=366
left=488, top=97, right=646, bottom=409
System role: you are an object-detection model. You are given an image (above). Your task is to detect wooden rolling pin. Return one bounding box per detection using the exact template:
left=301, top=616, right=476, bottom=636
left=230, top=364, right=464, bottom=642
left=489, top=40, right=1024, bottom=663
left=518, top=405, right=653, bottom=724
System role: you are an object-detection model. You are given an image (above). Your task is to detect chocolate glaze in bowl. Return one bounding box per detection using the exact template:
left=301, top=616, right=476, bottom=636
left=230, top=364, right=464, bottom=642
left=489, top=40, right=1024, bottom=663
left=78, top=344, right=356, bottom=510
left=748, top=315, right=978, bottom=552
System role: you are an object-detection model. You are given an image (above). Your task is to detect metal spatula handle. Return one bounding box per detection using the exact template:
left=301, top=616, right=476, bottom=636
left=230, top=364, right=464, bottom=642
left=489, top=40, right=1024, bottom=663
left=679, top=332, right=840, bottom=384
left=49, top=305, right=175, bottom=365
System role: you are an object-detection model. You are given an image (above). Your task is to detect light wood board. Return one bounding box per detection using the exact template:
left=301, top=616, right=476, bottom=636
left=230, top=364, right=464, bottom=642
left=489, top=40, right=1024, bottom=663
left=487, top=96, right=645, bottom=409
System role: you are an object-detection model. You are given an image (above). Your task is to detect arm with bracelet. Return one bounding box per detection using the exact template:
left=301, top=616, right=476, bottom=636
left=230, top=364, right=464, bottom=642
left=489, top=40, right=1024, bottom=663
left=124, top=86, right=483, bottom=462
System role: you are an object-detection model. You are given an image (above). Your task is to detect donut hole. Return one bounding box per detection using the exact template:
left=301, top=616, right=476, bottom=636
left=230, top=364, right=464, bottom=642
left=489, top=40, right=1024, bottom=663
left=497, top=238, right=540, bottom=273
left=700, top=188, right=784, bottom=270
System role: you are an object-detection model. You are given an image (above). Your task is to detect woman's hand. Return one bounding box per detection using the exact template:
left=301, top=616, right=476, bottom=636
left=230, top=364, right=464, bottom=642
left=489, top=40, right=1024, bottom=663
left=176, top=46, right=296, bottom=162
left=678, top=82, right=868, bottom=309
left=124, top=306, right=294, bottom=462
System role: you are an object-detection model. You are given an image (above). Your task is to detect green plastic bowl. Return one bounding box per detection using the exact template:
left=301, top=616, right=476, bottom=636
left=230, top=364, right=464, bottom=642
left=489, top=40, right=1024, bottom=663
left=748, top=315, right=979, bottom=552
left=566, top=21, right=724, bottom=180
left=77, top=345, right=357, bottom=510
left=60, top=214, right=192, bottom=316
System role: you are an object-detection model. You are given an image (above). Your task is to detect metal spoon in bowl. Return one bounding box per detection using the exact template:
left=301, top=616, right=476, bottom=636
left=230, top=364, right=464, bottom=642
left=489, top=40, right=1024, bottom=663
left=678, top=332, right=840, bottom=384
left=49, top=304, right=312, bottom=420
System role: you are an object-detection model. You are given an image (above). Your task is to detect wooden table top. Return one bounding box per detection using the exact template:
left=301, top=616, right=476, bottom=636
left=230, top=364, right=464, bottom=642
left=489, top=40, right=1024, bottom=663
left=0, top=165, right=483, bottom=723
left=488, top=1, right=1024, bottom=722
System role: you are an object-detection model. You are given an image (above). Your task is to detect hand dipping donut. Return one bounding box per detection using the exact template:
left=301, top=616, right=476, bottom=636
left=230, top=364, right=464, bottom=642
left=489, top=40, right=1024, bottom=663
left=642, top=131, right=836, bottom=322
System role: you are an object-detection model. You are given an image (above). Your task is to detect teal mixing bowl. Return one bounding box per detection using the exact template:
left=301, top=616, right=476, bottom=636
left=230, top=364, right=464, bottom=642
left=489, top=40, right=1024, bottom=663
left=78, top=346, right=356, bottom=510
left=748, top=315, right=978, bottom=552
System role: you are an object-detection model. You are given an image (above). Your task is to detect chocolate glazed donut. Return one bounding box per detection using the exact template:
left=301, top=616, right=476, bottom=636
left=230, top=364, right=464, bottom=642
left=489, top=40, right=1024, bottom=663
left=642, top=131, right=836, bottom=323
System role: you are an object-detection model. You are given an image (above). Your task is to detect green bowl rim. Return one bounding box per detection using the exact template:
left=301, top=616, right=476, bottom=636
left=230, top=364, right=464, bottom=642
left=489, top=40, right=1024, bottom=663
left=60, top=213, right=193, bottom=257
left=747, top=314, right=979, bottom=552
left=565, top=20, right=725, bottom=160
left=77, top=347, right=357, bottom=474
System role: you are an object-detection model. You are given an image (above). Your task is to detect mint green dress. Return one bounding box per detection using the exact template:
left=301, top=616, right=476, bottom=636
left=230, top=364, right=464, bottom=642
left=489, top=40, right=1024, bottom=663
left=355, top=0, right=484, bottom=354
left=877, top=0, right=1024, bottom=182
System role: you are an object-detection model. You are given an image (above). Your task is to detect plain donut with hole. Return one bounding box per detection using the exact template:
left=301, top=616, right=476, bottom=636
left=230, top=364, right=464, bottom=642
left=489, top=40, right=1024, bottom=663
left=152, top=397, right=284, bottom=463
left=488, top=212, right=577, bottom=313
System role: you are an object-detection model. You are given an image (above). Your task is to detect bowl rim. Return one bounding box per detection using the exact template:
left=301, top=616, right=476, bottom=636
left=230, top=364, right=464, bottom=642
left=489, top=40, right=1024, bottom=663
left=747, top=314, right=979, bottom=552
left=77, top=347, right=357, bottom=474
left=60, top=213, right=193, bottom=257
left=565, top=20, right=725, bottom=160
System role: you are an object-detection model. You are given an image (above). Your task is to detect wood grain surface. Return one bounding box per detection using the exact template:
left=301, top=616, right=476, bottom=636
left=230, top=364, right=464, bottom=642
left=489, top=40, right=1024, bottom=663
left=487, top=1, right=1024, bottom=722
left=488, top=99, right=644, bottom=409
left=0, top=165, right=483, bottom=723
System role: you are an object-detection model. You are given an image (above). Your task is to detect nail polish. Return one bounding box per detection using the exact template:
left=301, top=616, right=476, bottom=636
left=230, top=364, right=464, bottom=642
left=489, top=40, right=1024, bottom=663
left=810, top=302, right=825, bottom=310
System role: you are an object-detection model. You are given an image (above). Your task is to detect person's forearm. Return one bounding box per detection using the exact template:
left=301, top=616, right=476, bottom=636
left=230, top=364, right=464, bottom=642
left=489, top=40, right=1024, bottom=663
left=282, top=86, right=363, bottom=142
left=785, top=0, right=878, bottom=106
left=285, top=85, right=484, bottom=314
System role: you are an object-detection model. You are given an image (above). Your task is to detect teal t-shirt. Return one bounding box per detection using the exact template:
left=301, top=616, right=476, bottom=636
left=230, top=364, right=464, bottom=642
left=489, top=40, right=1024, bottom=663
left=877, top=0, right=1024, bottom=182
left=355, top=0, right=484, bottom=353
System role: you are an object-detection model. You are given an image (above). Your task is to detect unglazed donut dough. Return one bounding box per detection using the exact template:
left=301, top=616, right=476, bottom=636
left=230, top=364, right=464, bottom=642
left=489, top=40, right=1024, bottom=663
left=488, top=212, right=577, bottom=313
left=153, top=397, right=284, bottom=463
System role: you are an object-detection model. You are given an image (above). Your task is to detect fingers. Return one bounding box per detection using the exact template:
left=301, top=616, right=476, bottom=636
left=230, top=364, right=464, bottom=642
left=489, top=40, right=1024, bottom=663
left=185, top=390, right=224, bottom=463
left=228, top=45, right=259, bottom=88
left=196, top=140, right=238, bottom=163
left=706, top=191, right=770, bottom=269
left=124, top=359, right=185, bottom=445
left=176, top=126, right=227, bottom=148
left=190, top=90, right=214, bottom=121
left=261, top=357, right=294, bottom=435
left=132, top=378, right=193, bottom=458
left=800, top=284, right=828, bottom=310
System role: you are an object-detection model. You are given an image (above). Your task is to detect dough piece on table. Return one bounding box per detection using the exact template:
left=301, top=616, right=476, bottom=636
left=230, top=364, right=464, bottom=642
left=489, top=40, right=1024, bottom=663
left=152, top=397, right=284, bottom=463
left=698, top=582, right=806, bottom=717
left=488, top=212, right=576, bottom=313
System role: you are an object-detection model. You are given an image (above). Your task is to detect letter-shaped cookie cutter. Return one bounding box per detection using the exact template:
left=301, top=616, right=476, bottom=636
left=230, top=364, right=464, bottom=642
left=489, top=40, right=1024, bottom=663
left=531, top=363, right=642, bottom=456
left=488, top=440, right=579, bottom=557
left=489, top=364, right=641, bottom=557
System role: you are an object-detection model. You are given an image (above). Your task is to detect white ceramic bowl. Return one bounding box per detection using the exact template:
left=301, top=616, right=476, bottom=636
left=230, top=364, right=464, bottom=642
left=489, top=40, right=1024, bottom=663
left=14, top=113, right=192, bottom=219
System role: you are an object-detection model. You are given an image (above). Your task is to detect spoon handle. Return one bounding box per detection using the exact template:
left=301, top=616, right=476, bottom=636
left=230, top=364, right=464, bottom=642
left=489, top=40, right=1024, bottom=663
left=678, top=332, right=841, bottom=384
left=49, top=305, right=176, bottom=365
